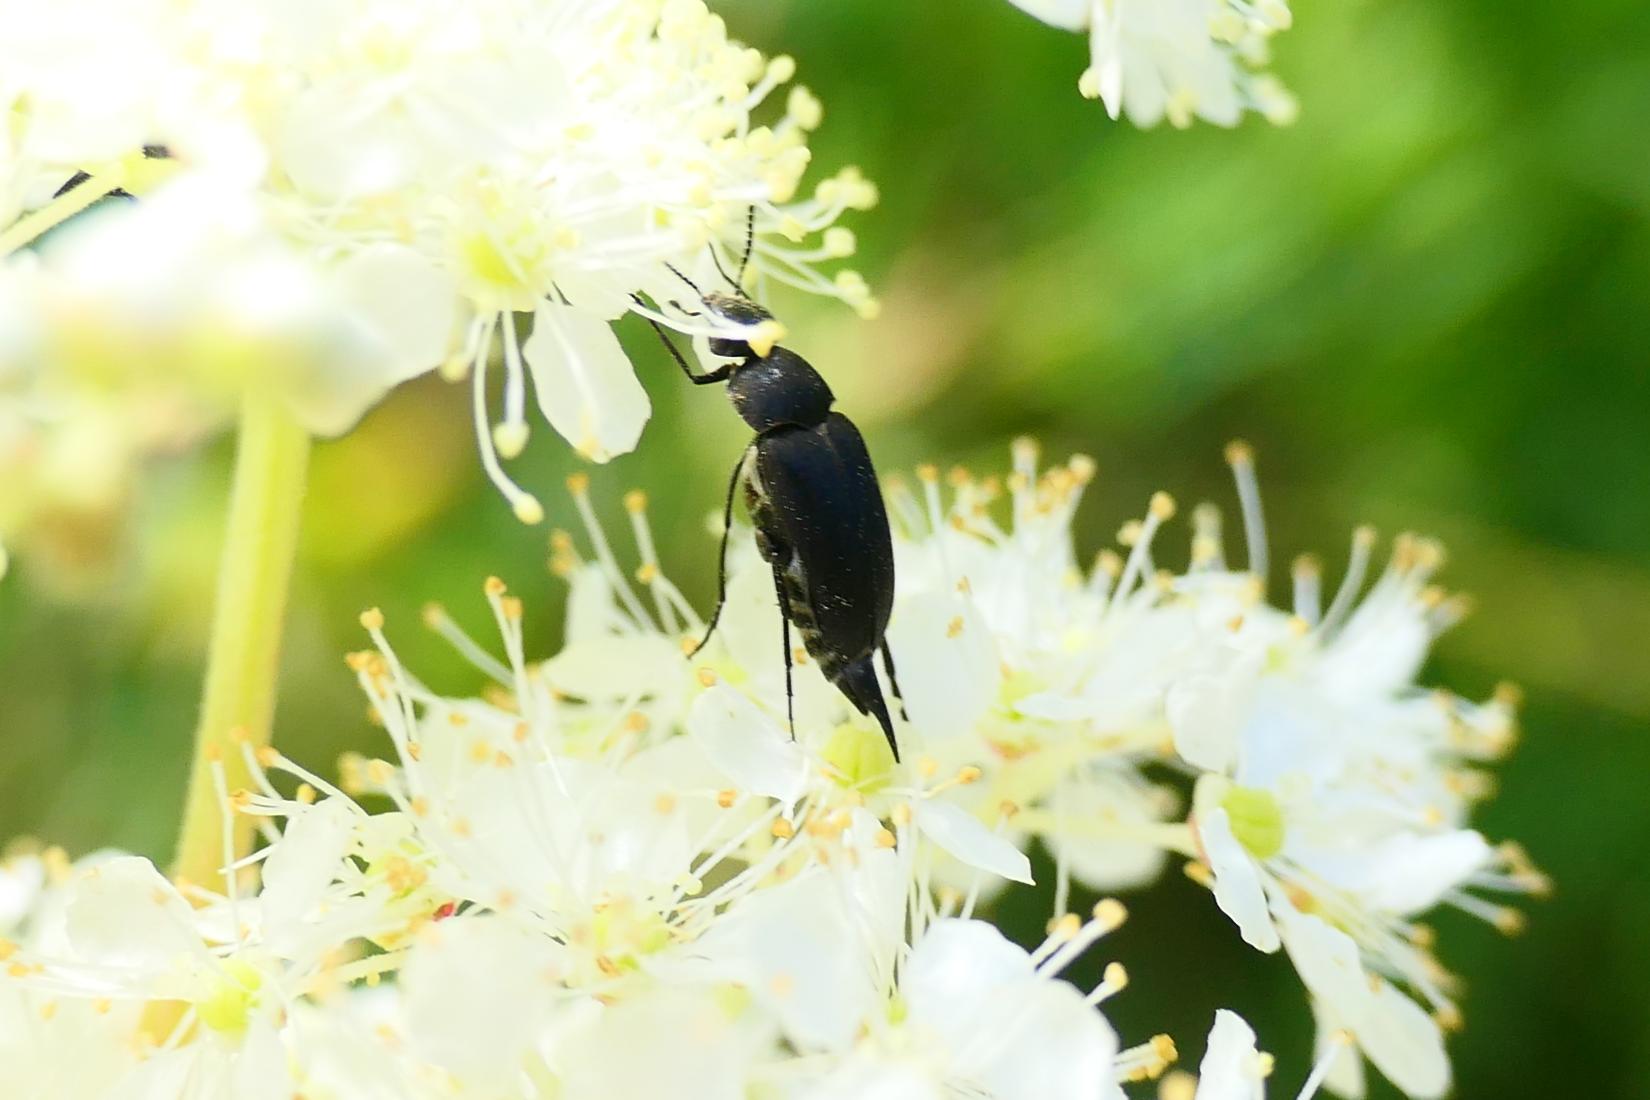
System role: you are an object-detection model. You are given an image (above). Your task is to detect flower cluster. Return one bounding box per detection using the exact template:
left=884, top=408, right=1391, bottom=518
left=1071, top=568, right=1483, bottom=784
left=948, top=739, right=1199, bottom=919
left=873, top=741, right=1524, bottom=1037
left=0, top=444, right=1537, bottom=1097
left=0, top=0, right=875, bottom=547
left=1004, top=0, right=1299, bottom=127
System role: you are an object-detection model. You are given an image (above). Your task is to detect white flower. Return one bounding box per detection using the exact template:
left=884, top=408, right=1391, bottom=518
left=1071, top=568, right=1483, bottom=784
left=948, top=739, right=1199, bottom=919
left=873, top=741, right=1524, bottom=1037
left=884, top=440, right=1539, bottom=1098
left=796, top=915, right=1151, bottom=1100
left=1, top=0, right=877, bottom=524
left=1003, top=0, right=1298, bottom=127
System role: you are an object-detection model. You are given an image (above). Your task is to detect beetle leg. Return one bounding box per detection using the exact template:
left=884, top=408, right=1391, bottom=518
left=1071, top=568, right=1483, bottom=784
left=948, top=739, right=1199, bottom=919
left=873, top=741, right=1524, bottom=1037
left=776, top=566, right=796, bottom=740
left=689, top=449, right=750, bottom=657
left=880, top=640, right=909, bottom=721
left=648, top=318, right=733, bottom=385
left=631, top=297, right=733, bottom=386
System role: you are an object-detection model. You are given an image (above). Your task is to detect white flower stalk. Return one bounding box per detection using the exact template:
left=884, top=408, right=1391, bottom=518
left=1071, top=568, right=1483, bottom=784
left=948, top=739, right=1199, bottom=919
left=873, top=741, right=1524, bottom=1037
left=1003, top=0, right=1298, bottom=127
left=1, top=0, right=876, bottom=526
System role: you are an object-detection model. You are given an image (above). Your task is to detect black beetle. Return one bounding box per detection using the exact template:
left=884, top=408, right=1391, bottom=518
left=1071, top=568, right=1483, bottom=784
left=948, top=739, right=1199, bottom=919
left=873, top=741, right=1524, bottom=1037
left=640, top=245, right=905, bottom=760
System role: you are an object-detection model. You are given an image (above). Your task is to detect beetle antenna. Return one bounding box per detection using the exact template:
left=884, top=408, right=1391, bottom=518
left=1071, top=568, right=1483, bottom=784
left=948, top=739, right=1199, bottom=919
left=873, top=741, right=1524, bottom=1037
left=735, top=204, right=756, bottom=287
left=707, top=243, right=740, bottom=294
left=663, top=262, right=703, bottom=299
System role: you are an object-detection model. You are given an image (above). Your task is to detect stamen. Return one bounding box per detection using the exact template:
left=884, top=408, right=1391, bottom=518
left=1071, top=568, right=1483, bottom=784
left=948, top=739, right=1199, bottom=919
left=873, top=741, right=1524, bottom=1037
left=1190, top=502, right=1225, bottom=570
left=1224, top=441, right=1268, bottom=584
left=469, top=318, right=544, bottom=524
left=1114, top=493, right=1176, bottom=606
left=1292, top=554, right=1322, bottom=626
left=1296, top=1030, right=1353, bottom=1100
left=421, top=602, right=514, bottom=684
left=566, top=474, right=652, bottom=629
left=493, top=317, right=530, bottom=459
left=1086, top=960, right=1128, bottom=1005
left=1319, top=525, right=1376, bottom=635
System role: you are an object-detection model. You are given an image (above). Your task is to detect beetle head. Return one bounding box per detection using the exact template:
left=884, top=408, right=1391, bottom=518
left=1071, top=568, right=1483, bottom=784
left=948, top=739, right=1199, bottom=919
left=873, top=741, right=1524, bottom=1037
left=703, top=292, right=787, bottom=358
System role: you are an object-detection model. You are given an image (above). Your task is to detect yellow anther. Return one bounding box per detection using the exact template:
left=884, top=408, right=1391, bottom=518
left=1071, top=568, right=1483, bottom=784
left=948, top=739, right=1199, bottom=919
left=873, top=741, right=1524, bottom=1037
left=1049, top=912, right=1081, bottom=940
left=513, top=496, right=545, bottom=525
left=717, top=789, right=738, bottom=809
left=1149, top=492, right=1177, bottom=521
left=696, top=667, right=718, bottom=687
left=747, top=320, right=787, bottom=357
left=1158, top=1071, right=1196, bottom=1100
left=1092, top=897, right=1128, bottom=931
left=771, top=818, right=795, bottom=839
left=565, top=472, right=590, bottom=495
left=484, top=576, right=508, bottom=597
left=1224, top=439, right=1254, bottom=466
left=956, top=765, right=982, bottom=785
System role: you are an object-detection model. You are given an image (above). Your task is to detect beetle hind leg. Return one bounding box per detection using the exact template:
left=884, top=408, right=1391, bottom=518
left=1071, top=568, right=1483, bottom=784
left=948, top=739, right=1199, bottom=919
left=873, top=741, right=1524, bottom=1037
left=778, top=584, right=796, bottom=740
left=880, top=641, right=909, bottom=722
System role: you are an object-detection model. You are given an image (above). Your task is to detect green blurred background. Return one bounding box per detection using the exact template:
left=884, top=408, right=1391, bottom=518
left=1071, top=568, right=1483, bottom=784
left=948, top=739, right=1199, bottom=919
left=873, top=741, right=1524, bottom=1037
left=3, top=0, right=1647, bottom=1094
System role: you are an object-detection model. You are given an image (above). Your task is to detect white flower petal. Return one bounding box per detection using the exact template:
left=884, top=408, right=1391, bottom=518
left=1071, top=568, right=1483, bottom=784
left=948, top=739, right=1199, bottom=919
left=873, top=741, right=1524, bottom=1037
left=1166, top=662, right=1254, bottom=774
left=259, top=798, right=354, bottom=941
left=1199, top=808, right=1280, bottom=953
left=1001, top=0, right=1093, bottom=31
left=687, top=684, right=808, bottom=805
left=0, top=856, right=46, bottom=934
left=64, top=857, right=204, bottom=975
left=1357, top=831, right=1491, bottom=914
left=1357, top=982, right=1450, bottom=1100
left=1276, top=906, right=1373, bottom=1031
left=886, top=593, right=1002, bottom=742
left=1046, top=770, right=1169, bottom=893
left=1312, top=998, right=1367, bottom=1100
left=400, top=917, right=563, bottom=1091
left=916, top=800, right=1034, bottom=885
left=694, top=868, right=879, bottom=1051
left=559, top=988, right=763, bottom=1100
left=903, top=919, right=1038, bottom=1022
left=523, top=302, right=650, bottom=463
left=544, top=634, right=682, bottom=700
left=283, top=243, right=461, bottom=436
left=1196, top=1010, right=1262, bottom=1100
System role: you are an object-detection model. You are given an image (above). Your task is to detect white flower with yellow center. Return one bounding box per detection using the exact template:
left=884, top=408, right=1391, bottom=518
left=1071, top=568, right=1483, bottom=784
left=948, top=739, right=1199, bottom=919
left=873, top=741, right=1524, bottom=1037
left=1003, top=0, right=1298, bottom=127
left=0, top=0, right=876, bottom=526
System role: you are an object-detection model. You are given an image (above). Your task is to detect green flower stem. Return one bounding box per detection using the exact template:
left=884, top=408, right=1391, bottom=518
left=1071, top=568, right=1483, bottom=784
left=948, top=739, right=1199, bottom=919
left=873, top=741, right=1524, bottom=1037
left=173, top=389, right=310, bottom=889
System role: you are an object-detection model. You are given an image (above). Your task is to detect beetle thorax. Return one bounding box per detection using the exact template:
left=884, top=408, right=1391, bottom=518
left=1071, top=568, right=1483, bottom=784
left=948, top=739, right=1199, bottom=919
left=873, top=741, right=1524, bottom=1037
left=728, top=347, right=835, bottom=431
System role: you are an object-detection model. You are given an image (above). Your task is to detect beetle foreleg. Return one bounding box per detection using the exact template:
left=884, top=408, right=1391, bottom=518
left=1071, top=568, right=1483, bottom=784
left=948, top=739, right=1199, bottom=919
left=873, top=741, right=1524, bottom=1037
left=632, top=299, right=733, bottom=386
left=689, top=449, right=750, bottom=657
